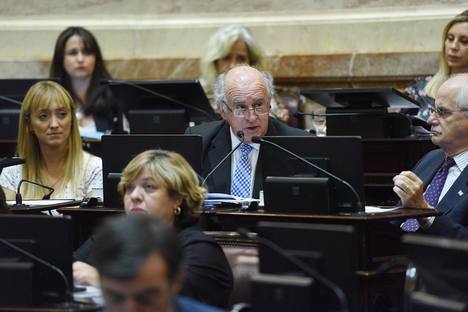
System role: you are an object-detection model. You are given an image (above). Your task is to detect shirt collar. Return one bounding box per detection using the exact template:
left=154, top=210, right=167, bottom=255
left=229, top=128, right=260, bottom=151
left=452, top=149, right=468, bottom=172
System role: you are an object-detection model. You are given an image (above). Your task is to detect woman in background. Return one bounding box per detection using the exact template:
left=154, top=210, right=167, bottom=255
left=406, top=10, right=468, bottom=120
left=74, top=149, right=233, bottom=308
left=50, top=26, right=120, bottom=133
left=0, top=81, right=102, bottom=200
left=200, top=24, right=290, bottom=123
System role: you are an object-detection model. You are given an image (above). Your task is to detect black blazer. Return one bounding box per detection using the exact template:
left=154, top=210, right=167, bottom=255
left=185, top=118, right=309, bottom=197
left=414, top=149, right=468, bottom=239
left=74, top=225, right=233, bottom=308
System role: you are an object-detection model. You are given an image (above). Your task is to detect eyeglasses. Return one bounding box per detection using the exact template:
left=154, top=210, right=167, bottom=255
left=429, top=106, right=468, bottom=119
left=224, top=102, right=269, bottom=117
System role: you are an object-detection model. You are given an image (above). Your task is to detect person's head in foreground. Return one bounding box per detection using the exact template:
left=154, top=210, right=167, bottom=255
left=118, top=149, right=206, bottom=229
left=91, top=214, right=183, bottom=312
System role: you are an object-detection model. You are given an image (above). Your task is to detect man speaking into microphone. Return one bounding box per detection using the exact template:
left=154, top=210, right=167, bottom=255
left=185, top=65, right=308, bottom=198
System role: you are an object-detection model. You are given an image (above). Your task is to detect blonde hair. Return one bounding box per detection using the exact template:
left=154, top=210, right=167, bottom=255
left=18, top=81, right=83, bottom=198
left=425, top=12, right=468, bottom=97
left=118, top=150, right=206, bottom=228
left=200, top=25, right=264, bottom=97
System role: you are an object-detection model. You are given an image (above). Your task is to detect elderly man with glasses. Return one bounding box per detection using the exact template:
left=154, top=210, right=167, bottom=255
left=393, top=73, right=468, bottom=239
left=186, top=65, right=308, bottom=198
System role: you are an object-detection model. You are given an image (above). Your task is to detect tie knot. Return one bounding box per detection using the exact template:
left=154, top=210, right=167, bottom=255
left=443, top=157, right=455, bottom=169
left=240, top=144, right=253, bottom=155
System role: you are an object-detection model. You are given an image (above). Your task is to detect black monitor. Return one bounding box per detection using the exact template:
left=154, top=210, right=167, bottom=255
left=106, top=79, right=218, bottom=134
left=301, top=88, right=419, bottom=138
left=102, top=134, right=203, bottom=208
left=0, top=214, right=73, bottom=306
left=259, top=136, right=365, bottom=214
left=0, top=79, right=55, bottom=140
left=257, top=221, right=359, bottom=312
left=402, top=234, right=468, bottom=311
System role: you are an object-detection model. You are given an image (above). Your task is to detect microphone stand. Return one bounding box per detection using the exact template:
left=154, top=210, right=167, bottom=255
left=253, top=136, right=363, bottom=210
left=12, top=179, right=55, bottom=208
left=239, top=228, right=349, bottom=312
left=202, top=130, right=245, bottom=187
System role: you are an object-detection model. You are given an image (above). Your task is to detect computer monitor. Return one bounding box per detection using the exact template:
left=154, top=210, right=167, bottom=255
left=402, top=234, right=468, bottom=310
left=257, top=221, right=359, bottom=312
left=0, top=214, right=73, bottom=306
left=259, top=136, right=365, bottom=214
left=101, top=134, right=203, bottom=208
left=301, top=88, right=419, bottom=138
left=0, top=79, right=55, bottom=140
left=106, top=79, right=218, bottom=134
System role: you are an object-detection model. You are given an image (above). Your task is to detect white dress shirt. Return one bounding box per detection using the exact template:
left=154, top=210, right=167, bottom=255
left=229, top=129, right=260, bottom=198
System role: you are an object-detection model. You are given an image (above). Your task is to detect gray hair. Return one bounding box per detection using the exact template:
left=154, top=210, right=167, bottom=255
left=213, top=66, right=274, bottom=112
left=456, top=82, right=468, bottom=117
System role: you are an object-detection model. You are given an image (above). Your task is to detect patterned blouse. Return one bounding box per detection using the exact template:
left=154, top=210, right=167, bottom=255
left=405, top=76, right=435, bottom=121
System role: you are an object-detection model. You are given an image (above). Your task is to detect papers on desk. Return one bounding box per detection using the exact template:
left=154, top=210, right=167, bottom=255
left=74, top=285, right=104, bottom=305
left=365, top=205, right=400, bottom=214
left=80, top=131, right=105, bottom=140
left=204, top=193, right=259, bottom=210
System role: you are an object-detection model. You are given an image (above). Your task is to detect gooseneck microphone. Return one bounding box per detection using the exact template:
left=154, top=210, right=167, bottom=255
left=202, top=130, right=245, bottom=187
left=0, top=96, right=22, bottom=106
left=238, top=228, right=349, bottom=312
left=0, top=238, right=73, bottom=304
left=252, top=136, right=363, bottom=210
left=104, top=79, right=216, bottom=122
left=14, top=179, right=55, bottom=207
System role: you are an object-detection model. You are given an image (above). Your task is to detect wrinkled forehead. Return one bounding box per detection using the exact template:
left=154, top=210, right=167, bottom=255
left=225, top=72, right=267, bottom=104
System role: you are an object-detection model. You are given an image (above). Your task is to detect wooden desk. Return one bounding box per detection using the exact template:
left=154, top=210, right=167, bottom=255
left=200, top=208, right=438, bottom=312
left=59, top=206, right=438, bottom=312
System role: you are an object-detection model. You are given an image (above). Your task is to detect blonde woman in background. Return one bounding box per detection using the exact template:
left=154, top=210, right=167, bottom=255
left=0, top=81, right=102, bottom=200
left=200, top=24, right=290, bottom=123
left=406, top=10, right=468, bottom=120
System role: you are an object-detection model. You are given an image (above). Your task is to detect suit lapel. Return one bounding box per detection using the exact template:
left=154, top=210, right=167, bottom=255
left=437, top=165, right=468, bottom=213
left=206, top=123, right=232, bottom=194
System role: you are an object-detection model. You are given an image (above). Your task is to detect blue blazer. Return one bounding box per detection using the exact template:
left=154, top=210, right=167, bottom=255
left=185, top=118, right=309, bottom=197
left=414, top=149, right=468, bottom=239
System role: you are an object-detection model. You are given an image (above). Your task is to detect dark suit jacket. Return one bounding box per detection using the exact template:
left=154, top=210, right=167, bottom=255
left=414, top=149, right=468, bottom=239
left=185, top=118, right=309, bottom=197
left=74, top=225, right=233, bottom=308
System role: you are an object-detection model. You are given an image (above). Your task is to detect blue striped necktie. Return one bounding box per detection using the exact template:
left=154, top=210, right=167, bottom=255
left=231, top=144, right=254, bottom=198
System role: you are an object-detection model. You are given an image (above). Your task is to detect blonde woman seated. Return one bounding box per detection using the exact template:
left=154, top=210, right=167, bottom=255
left=73, top=149, right=233, bottom=308
left=200, top=24, right=290, bottom=123
left=0, top=81, right=102, bottom=200
left=405, top=10, right=468, bottom=120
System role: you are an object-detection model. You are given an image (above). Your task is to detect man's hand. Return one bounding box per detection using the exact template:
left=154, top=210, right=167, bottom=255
left=73, top=261, right=99, bottom=287
left=393, top=171, right=431, bottom=209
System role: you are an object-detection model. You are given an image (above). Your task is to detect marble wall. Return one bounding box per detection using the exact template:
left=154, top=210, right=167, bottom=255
left=0, top=0, right=465, bottom=87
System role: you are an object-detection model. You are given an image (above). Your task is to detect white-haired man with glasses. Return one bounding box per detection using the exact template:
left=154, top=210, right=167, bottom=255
left=393, top=73, right=468, bottom=239
left=186, top=65, right=308, bottom=198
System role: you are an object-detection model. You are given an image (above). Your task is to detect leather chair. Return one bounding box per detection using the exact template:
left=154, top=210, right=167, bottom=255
left=204, top=231, right=259, bottom=307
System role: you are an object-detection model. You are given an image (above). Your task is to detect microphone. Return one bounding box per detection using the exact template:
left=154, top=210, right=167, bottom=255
left=0, top=237, right=73, bottom=305
left=13, top=179, right=54, bottom=207
left=238, top=227, right=349, bottom=312
left=0, top=95, right=22, bottom=106
left=252, top=136, right=363, bottom=210
left=202, top=130, right=245, bottom=187
left=104, top=79, right=216, bottom=122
